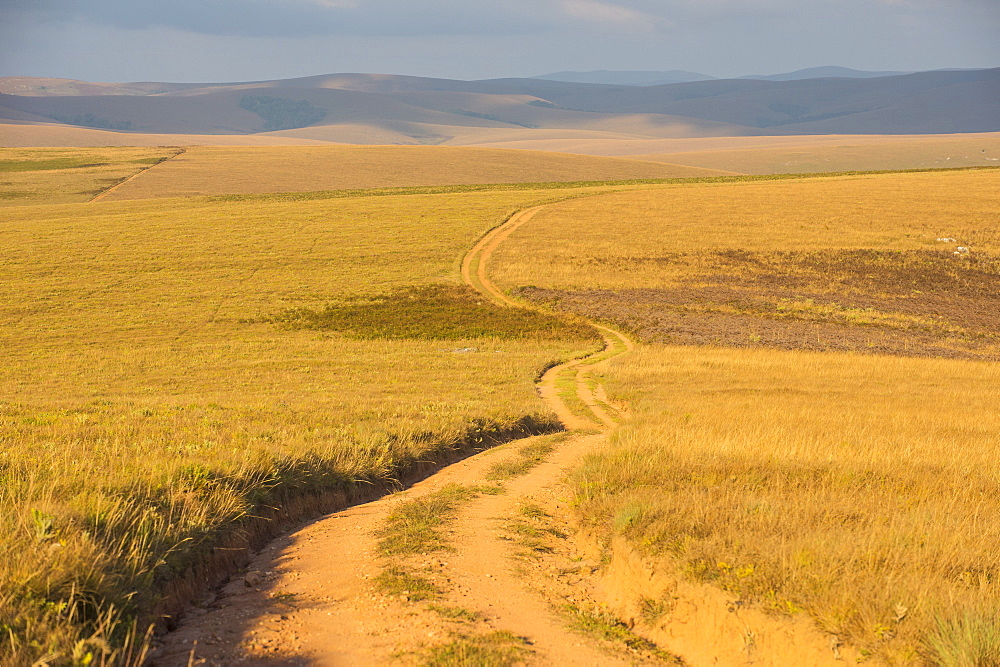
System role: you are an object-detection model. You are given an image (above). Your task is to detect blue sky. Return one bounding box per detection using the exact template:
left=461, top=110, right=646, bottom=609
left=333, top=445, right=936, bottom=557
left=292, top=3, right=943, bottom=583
left=1, top=0, right=998, bottom=82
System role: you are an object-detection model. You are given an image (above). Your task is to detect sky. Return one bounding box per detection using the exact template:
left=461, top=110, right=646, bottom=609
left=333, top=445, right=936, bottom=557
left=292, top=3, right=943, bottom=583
left=1, top=0, right=998, bottom=83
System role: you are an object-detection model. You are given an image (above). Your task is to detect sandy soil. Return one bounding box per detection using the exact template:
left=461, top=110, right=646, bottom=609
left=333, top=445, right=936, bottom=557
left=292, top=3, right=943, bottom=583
left=150, top=430, right=641, bottom=665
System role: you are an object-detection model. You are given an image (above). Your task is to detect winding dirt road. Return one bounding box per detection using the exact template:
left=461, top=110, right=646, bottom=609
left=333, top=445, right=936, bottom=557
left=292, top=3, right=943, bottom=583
left=151, top=204, right=642, bottom=665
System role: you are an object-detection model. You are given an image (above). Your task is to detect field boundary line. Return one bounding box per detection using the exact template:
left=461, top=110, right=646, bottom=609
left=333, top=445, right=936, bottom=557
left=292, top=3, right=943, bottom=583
left=209, top=164, right=1000, bottom=204
left=463, top=203, right=634, bottom=431
left=89, top=147, right=186, bottom=202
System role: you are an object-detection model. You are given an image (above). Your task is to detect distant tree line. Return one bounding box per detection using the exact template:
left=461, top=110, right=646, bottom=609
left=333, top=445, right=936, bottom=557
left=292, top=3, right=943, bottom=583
left=47, top=113, right=133, bottom=131
left=239, top=95, right=327, bottom=131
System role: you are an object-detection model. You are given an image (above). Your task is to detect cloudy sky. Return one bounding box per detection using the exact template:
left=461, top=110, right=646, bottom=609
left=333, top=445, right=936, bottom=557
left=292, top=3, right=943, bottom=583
left=1, top=0, right=997, bottom=83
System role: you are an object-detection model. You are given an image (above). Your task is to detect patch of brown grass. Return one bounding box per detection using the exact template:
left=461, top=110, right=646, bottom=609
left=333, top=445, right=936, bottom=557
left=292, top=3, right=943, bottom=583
left=494, top=169, right=1000, bottom=358
left=517, top=248, right=1000, bottom=359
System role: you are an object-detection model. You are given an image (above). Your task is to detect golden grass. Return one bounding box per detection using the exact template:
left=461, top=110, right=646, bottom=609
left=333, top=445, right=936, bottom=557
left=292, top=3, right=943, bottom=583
left=492, top=169, right=1000, bottom=360
left=0, top=186, right=599, bottom=663
left=573, top=345, right=1000, bottom=663
left=481, top=167, right=1000, bottom=661
left=99, top=145, right=729, bottom=200
left=634, top=133, right=1000, bottom=175
left=0, top=146, right=181, bottom=206
left=493, top=169, right=1000, bottom=290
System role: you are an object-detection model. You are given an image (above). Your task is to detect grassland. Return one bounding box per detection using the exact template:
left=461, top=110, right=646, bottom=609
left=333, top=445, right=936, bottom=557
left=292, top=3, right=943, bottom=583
left=5, top=141, right=998, bottom=664
left=633, top=132, right=1000, bottom=174
left=493, top=169, right=1000, bottom=359
left=572, top=347, right=1000, bottom=663
left=0, top=147, right=182, bottom=206
left=484, top=167, right=1000, bottom=662
left=0, top=178, right=600, bottom=663
left=99, top=145, right=728, bottom=201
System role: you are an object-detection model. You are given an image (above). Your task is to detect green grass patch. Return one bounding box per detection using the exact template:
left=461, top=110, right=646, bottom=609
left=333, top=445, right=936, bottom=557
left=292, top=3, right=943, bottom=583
left=519, top=503, right=548, bottom=520
left=423, top=631, right=531, bottom=666
left=0, top=158, right=109, bottom=173
left=486, top=437, right=559, bottom=481
left=0, top=190, right=35, bottom=200
left=372, top=566, right=440, bottom=602
left=270, top=284, right=599, bottom=342
left=923, top=610, right=1000, bottom=666
left=377, top=484, right=480, bottom=557
left=554, top=367, right=600, bottom=424
left=469, top=483, right=506, bottom=496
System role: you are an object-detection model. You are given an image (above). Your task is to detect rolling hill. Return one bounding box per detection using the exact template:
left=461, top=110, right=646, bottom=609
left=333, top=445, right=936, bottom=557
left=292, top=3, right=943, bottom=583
left=531, top=70, right=716, bottom=86
left=1, top=68, right=997, bottom=149
left=531, top=66, right=918, bottom=86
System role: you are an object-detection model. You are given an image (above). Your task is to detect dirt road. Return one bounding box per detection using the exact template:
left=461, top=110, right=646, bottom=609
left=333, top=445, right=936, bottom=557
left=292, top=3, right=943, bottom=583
left=151, top=205, right=643, bottom=665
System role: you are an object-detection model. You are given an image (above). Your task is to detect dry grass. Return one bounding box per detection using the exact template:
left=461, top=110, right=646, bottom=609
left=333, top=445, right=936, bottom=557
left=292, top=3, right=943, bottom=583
left=0, top=146, right=181, bottom=206
left=483, top=167, right=1000, bottom=662
left=493, top=170, right=1000, bottom=290
left=495, top=169, right=1000, bottom=358
left=572, top=346, right=1000, bottom=663
left=99, top=145, right=727, bottom=201
left=0, top=185, right=599, bottom=663
left=636, top=133, right=1000, bottom=175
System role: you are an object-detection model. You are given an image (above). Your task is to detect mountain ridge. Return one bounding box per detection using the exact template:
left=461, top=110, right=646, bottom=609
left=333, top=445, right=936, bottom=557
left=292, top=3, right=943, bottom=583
left=1, top=68, right=997, bottom=144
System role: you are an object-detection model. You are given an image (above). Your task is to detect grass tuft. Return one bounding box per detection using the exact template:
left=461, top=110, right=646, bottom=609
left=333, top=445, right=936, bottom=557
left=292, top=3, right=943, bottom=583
left=377, top=485, right=480, bottom=557
left=372, top=566, right=440, bottom=602
left=563, top=604, right=680, bottom=662
left=923, top=610, right=1000, bottom=667
left=423, top=631, right=531, bottom=666
left=486, top=436, right=560, bottom=481
left=428, top=605, right=482, bottom=622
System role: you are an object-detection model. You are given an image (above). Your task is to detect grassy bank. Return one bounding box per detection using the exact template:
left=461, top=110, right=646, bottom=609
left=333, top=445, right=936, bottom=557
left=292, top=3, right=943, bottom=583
left=571, top=345, right=1000, bottom=663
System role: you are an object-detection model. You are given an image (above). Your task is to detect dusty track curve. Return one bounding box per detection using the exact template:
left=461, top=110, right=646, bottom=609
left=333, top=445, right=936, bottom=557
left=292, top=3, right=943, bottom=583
left=463, top=206, right=634, bottom=430
left=152, top=202, right=643, bottom=666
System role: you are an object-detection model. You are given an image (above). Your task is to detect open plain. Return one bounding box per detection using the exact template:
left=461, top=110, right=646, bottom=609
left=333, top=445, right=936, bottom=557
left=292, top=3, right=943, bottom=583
left=1, top=138, right=998, bottom=666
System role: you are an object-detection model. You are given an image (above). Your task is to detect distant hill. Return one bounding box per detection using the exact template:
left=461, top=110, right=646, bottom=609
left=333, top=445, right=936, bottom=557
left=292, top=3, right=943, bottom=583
left=739, top=66, right=913, bottom=81
left=531, top=70, right=716, bottom=86
left=530, top=67, right=924, bottom=86
left=1, top=68, right=997, bottom=146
